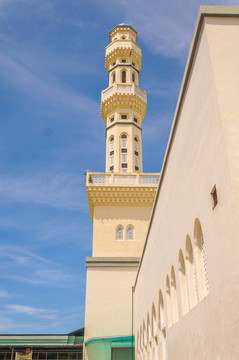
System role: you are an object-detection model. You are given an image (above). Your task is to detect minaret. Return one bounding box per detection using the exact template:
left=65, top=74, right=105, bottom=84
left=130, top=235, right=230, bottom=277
left=84, top=24, right=160, bottom=360
left=101, top=24, right=146, bottom=174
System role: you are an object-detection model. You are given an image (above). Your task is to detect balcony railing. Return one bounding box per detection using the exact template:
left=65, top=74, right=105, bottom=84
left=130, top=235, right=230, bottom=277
left=86, top=172, right=160, bottom=186
left=101, top=83, right=147, bottom=102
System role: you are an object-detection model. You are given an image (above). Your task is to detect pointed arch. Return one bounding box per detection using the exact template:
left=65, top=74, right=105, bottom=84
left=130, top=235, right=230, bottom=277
left=151, top=302, right=158, bottom=360
left=178, top=249, right=189, bottom=315
left=165, top=275, right=172, bottom=327
left=143, top=320, right=147, bottom=359
left=116, top=225, right=124, bottom=241
left=158, top=290, right=167, bottom=360
left=121, top=69, right=126, bottom=83
left=171, top=266, right=179, bottom=323
left=112, top=71, right=116, bottom=84
left=185, top=235, right=198, bottom=308
left=126, top=225, right=134, bottom=240
left=194, top=219, right=209, bottom=300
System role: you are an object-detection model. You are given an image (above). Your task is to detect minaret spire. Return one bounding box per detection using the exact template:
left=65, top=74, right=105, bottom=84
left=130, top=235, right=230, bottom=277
left=101, top=24, right=147, bottom=173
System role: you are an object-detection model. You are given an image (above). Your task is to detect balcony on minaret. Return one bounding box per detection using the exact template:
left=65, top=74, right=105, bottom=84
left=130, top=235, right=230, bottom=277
left=101, top=83, right=147, bottom=122
left=86, top=170, right=160, bottom=220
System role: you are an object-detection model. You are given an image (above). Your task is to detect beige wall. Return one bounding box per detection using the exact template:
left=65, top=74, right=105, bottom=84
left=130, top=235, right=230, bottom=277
left=84, top=265, right=137, bottom=342
left=134, top=14, right=239, bottom=360
left=93, top=205, right=152, bottom=257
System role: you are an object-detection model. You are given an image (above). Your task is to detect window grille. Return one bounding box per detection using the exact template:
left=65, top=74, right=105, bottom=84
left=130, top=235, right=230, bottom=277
left=121, top=139, right=127, bottom=148
left=126, top=225, right=134, bottom=240
left=116, top=225, right=124, bottom=240
left=121, top=154, right=127, bottom=163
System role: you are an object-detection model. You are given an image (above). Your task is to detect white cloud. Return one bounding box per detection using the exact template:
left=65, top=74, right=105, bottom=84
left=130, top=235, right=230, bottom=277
left=0, top=289, right=9, bottom=297
left=0, top=171, right=86, bottom=211
left=6, top=305, right=58, bottom=319
left=112, top=0, right=239, bottom=58
left=0, top=245, right=81, bottom=288
left=0, top=51, right=98, bottom=118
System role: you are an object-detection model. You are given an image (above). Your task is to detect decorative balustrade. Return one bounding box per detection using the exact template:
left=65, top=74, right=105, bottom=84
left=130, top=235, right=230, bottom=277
left=101, top=84, right=146, bottom=102
left=86, top=172, right=160, bottom=186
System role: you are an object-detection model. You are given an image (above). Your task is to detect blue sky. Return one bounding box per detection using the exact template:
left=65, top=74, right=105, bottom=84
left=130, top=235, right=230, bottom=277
left=0, top=0, right=237, bottom=334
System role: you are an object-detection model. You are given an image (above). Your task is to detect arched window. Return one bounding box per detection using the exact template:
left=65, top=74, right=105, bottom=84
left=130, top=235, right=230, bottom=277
left=134, top=137, right=139, bottom=151
left=112, top=72, right=116, bottom=83
left=122, top=70, right=126, bottom=83
left=121, top=134, right=127, bottom=148
left=159, top=291, right=167, bottom=360
left=132, top=72, right=135, bottom=82
left=178, top=249, right=189, bottom=315
left=126, top=225, right=134, bottom=240
left=185, top=235, right=198, bottom=308
left=140, top=326, right=143, bottom=352
left=109, top=136, right=114, bottom=151
left=147, top=314, right=151, bottom=360
left=151, top=303, right=158, bottom=360
left=170, top=266, right=179, bottom=323
left=143, top=321, right=147, bottom=356
left=116, top=225, right=124, bottom=241
left=166, top=275, right=172, bottom=327
left=194, top=219, right=209, bottom=300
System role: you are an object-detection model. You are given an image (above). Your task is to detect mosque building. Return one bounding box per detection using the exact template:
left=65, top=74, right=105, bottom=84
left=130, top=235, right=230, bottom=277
left=83, top=5, right=239, bottom=360
left=84, top=23, right=160, bottom=360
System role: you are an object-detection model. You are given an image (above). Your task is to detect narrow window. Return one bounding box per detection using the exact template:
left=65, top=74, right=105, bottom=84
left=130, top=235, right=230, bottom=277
left=121, top=163, right=127, bottom=168
left=178, top=250, right=189, bottom=315
left=152, top=303, right=158, bottom=360
left=121, top=148, right=127, bottom=153
left=112, top=72, right=116, bottom=83
left=110, top=116, right=114, bottom=123
left=116, top=225, right=124, bottom=241
left=122, top=70, right=126, bottom=83
left=194, top=219, right=209, bottom=300
left=147, top=313, right=152, bottom=360
left=126, top=225, right=134, bottom=240
left=135, top=166, right=139, bottom=171
left=121, top=134, right=127, bottom=148
left=110, top=165, right=114, bottom=171
left=166, top=275, right=172, bottom=327
left=132, top=62, right=135, bottom=66
left=171, top=266, right=179, bottom=323
left=134, top=117, right=138, bottom=123
left=185, top=235, right=198, bottom=309
left=132, top=73, right=135, bottom=82
left=110, top=136, right=114, bottom=151
left=121, top=154, right=127, bottom=163
left=211, top=185, right=218, bottom=209
left=121, top=114, right=127, bottom=119
left=122, top=59, right=126, bottom=63
left=110, top=156, right=114, bottom=166
left=134, top=137, right=139, bottom=151
left=159, top=291, right=167, bottom=360
left=112, top=62, right=116, bottom=66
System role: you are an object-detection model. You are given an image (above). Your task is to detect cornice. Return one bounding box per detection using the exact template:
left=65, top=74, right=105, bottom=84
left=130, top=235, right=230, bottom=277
left=86, top=257, right=140, bottom=268
left=106, top=121, right=142, bottom=133
left=101, top=93, right=146, bottom=122
left=108, top=63, right=139, bottom=74
left=87, top=184, right=158, bottom=220
left=105, top=48, right=141, bottom=71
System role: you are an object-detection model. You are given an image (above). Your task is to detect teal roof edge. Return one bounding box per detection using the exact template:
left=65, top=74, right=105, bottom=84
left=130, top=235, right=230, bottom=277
left=85, top=335, right=134, bottom=346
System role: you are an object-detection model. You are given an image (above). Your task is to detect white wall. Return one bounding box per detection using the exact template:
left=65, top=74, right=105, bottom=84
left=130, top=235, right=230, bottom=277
left=134, top=15, right=239, bottom=360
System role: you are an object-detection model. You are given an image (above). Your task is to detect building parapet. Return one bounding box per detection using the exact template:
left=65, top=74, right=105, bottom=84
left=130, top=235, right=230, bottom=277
left=101, top=83, right=146, bottom=103
left=86, top=171, right=160, bottom=186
